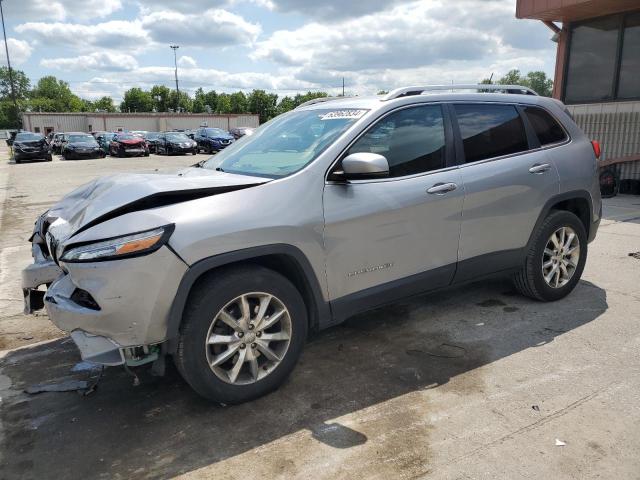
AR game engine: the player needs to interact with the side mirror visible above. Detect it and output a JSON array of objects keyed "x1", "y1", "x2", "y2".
[
  {"x1": 6, "y1": 138, "x2": 13, "y2": 146},
  {"x1": 334, "y1": 152, "x2": 389, "y2": 180}
]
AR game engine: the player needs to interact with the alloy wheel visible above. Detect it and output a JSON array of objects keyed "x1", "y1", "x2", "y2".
[
  {"x1": 205, "y1": 292, "x2": 292, "y2": 385},
  {"x1": 542, "y1": 226, "x2": 580, "y2": 288}
]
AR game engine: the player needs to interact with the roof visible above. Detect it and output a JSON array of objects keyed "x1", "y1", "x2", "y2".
[{"x1": 516, "y1": 0, "x2": 640, "y2": 22}]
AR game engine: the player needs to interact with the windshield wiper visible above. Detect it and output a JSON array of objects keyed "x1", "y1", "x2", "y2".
[{"x1": 215, "y1": 167, "x2": 225, "y2": 172}]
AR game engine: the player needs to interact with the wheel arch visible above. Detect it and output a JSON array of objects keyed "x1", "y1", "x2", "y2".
[
  {"x1": 165, "y1": 244, "x2": 330, "y2": 352},
  {"x1": 528, "y1": 190, "x2": 594, "y2": 249}
]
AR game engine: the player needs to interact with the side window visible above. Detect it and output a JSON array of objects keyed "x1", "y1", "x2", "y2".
[
  {"x1": 454, "y1": 104, "x2": 529, "y2": 163},
  {"x1": 523, "y1": 106, "x2": 567, "y2": 146},
  {"x1": 347, "y1": 104, "x2": 446, "y2": 177}
]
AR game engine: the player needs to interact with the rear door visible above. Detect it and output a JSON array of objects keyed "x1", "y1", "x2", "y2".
[
  {"x1": 452, "y1": 103, "x2": 560, "y2": 280},
  {"x1": 323, "y1": 103, "x2": 464, "y2": 318}
]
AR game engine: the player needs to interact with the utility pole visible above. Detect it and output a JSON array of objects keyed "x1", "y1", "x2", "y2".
[
  {"x1": 342, "y1": 77, "x2": 345, "y2": 97},
  {"x1": 170, "y1": 45, "x2": 180, "y2": 112},
  {"x1": 0, "y1": 0, "x2": 19, "y2": 128}
]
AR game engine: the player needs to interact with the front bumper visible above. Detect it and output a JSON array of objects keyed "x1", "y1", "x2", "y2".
[
  {"x1": 15, "y1": 150, "x2": 50, "y2": 160},
  {"x1": 22, "y1": 243, "x2": 188, "y2": 365}
]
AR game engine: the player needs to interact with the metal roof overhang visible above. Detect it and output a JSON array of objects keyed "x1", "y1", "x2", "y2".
[{"x1": 516, "y1": 0, "x2": 640, "y2": 23}]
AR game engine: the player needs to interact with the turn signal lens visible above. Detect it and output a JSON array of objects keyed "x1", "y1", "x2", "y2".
[{"x1": 591, "y1": 140, "x2": 601, "y2": 159}]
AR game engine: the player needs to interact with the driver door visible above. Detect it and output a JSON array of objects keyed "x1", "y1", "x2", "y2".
[{"x1": 323, "y1": 103, "x2": 463, "y2": 320}]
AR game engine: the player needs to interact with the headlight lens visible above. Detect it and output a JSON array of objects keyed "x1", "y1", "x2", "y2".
[{"x1": 60, "y1": 225, "x2": 174, "y2": 263}]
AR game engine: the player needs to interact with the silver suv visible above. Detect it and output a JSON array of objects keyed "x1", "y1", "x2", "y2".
[{"x1": 22, "y1": 85, "x2": 601, "y2": 403}]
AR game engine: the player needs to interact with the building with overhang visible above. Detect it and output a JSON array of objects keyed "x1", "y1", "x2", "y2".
[{"x1": 517, "y1": 0, "x2": 640, "y2": 193}]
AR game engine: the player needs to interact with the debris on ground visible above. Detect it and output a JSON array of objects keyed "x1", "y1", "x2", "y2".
[
  {"x1": 532, "y1": 405, "x2": 540, "y2": 411},
  {"x1": 629, "y1": 252, "x2": 640, "y2": 260},
  {"x1": 555, "y1": 439, "x2": 567, "y2": 446},
  {"x1": 25, "y1": 380, "x2": 90, "y2": 394}
]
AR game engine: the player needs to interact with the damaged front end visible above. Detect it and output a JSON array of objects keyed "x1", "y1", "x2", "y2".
[{"x1": 21, "y1": 169, "x2": 268, "y2": 368}]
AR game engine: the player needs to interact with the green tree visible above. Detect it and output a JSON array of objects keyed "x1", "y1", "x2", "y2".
[
  {"x1": 120, "y1": 87, "x2": 154, "y2": 112},
  {"x1": 247, "y1": 89, "x2": 278, "y2": 123},
  {"x1": 204, "y1": 90, "x2": 218, "y2": 112},
  {"x1": 0, "y1": 66, "x2": 30, "y2": 100},
  {"x1": 168, "y1": 90, "x2": 193, "y2": 112},
  {"x1": 277, "y1": 96, "x2": 296, "y2": 115},
  {"x1": 485, "y1": 69, "x2": 554, "y2": 97},
  {"x1": 216, "y1": 93, "x2": 232, "y2": 114},
  {"x1": 30, "y1": 76, "x2": 84, "y2": 111},
  {"x1": 93, "y1": 96, "x2": 116, "y2": 112},
  {"x1": 150, "y1": 85, "x2": 171, "y2": 112},
  {"x1": 192, "y1": 87, "x2": 206, "y2": 113},
  {"x1": 229, "y1": 91, "x2": 248, "y2": 113}
]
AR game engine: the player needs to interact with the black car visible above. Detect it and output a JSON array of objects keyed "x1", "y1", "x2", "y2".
[
  {"x1": 143, "y1": 132, "x2": 162, "y2": 153},
  {"x1": 12, "y1": 132, "x2": 52, "y2": 163},
  {"x1": 194, "y1": 127, "x2": 235, "y2": 153},
  {"x1": 229, "y1": 127, "x2": 255, "y2": 140},
  {"x1": 157, "y1": 132, "x2": 198, "y2": 155},
  {"x1": 61, "y1": 132, "x2": 105, "y2": 160}
]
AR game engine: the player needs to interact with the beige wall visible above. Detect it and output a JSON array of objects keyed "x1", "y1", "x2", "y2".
[{"x1": 22, "y1": 113, "x2": 259, "y2": 134}]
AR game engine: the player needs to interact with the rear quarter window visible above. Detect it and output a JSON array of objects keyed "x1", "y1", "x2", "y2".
[{"x1": 523, "y1": 106, "x2": 567, "y2": 146}]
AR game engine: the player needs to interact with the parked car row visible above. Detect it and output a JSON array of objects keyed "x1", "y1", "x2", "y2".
[{"x1": 7, "y1": 126, "x2": 255, "y2": 163}]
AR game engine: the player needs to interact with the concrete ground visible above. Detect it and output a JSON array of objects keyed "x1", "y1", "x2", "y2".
[{"x1": 1, "y1": 147, "x2": 639, "y2": 479}]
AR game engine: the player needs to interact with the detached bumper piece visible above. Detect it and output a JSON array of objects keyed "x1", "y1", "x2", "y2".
[{"x1": 70, "y1": 330, "x2": 125, "y2": 366}]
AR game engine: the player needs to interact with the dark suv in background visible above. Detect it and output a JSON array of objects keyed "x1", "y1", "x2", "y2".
[{"x1": 11, "y1": 132, "x2": 52, "y2": 163}]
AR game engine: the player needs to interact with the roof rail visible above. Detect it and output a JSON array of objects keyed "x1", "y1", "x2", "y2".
[
  {"x1": 295, "y1": 96, "x2": 351, "y2": 109},
  {"x1": 382, "y1": 84, "x2": 538, "y2": 101}
]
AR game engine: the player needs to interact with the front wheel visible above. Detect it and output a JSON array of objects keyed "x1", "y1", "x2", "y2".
[
  {"x1": 175, "y1": 265, "x2": 308, "y2": 404},
  {"x1": 514, "y1": 210, "x2": 587, "y2": 302}
]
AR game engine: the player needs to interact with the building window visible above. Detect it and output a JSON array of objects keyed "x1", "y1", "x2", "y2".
[
  {"x1": 618, "y1": 13, "x2": 640, "y2": 99},
  {"x1": 565, "y1": 11, "x2": 640, "y2": 104},
  {"x1": 34, "y1": 127, "x2": 40, "y2": 133}
]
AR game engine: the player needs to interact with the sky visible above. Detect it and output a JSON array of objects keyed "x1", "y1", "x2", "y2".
[{"x1": 0, "y1": 0, "x2": 557, "y2": 102}]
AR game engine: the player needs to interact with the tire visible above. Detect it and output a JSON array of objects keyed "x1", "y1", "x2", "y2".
[
  {"x1": 46, "y1": 154, "x2": 52, "y2": 162},
  {"x1": 117, "y1": 149, "x2": 125, "y2": 158},
  {"x1": 175, "y1": 265, "x2": 308, "y2": 404},
  {"x1": 514, "y1": 210, "x2": 587, "y2": 302}
]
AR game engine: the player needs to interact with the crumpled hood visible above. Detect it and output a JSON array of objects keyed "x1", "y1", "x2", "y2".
[{"x1": 42, "y1": 169, "x2": 268, "y2": 242}]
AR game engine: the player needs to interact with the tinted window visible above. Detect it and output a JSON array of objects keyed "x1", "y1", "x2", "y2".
[
  {"x1": 454, "y1": 104, "x2": 528, "y2": 163},
  {"x1": 347, "y1": 105, "x2": 446, "y2": 177},
  {"x1": 565, "y1": 17, "x2": 619, "y2": 103},
  {"x1": 523, "y1": 107, "x2": 567, "y2": 146},
  {"x1": 618, "y1": 13, "x2": 640, "y2": 99}
]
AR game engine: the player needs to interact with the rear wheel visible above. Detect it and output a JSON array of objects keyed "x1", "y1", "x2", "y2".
[
  {"x1": 175, "y1": 265, "x2": 307, "y2": 404},
  {"x1": 514, "y1": 210, "x2": 587, "y2": 302},
  {"x1": 599, "y1": 168, "x2": 619, "y2": 198}
]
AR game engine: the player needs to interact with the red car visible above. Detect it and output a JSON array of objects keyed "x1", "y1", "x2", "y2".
[{"x1": 109, "y1": 133, "x2": 150, "y2": 157}]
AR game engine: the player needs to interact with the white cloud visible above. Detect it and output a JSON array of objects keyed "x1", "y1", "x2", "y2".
[
  {"x1": 267, "y1": 0, "x2": 404, "y2": 20},
  {"x1": 141, "y1": 9, "x2": 261, "y2": 47},
  {"x1": 3, "y1": 0, "x2": 121, "y2": 21},
  {"x1": 40, "y1": 52, "x2": 140, "y2": 72},
  {"x1": 0, "y1": 39, "x2": 33, "y2": 65},
  {"x1": 253, "y1": 0, "x2": 555, "y2": 89},
  {"x1": 15, "y1": 20, "x2": 149, "y2": 51},
  {"x1": 178, "y1": 56, "x2": 198, "y2": 68}
]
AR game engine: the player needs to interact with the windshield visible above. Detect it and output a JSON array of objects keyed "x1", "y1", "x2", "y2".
[
  {"x1": 205, "y1": 128, "x2": 227, "y2": 137},
  {"x1": 68, "y1": 134, "x2": 95, "y2": 143},
  {"x1": 15, "y1": 133, "x2": 43, "y2": 142},
  {"x1": 146, "y1": 132, "x2": 160, "y2": 140},
  {"x1": 203, "y1": 108, "x2": 368, "y2": 178},
  {"x1": 166, "y1": 133, "x2": 190, "y2": 141},
  {"x1": 116, "y1": 134, "x2": 138, "y2": 141}
]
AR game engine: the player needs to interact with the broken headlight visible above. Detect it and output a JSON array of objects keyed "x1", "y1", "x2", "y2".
[{"x1": 60, "y1": 225, "x2": 174, "y2": 263}]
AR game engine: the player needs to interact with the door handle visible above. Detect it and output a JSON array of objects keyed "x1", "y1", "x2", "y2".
[
  {"x1": 427, "y1": 182, "x2": 458, "y2": 194},
  {"x1": 529, "y1": 163, "x2": 551, "y2": 174}
]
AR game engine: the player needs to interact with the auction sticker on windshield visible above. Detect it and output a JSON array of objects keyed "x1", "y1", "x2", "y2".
[{"x1": 320, "y1": 110, "x2": 367, "y2": 121}]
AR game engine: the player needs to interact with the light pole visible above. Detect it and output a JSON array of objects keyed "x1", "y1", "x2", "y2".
[
  {"x1": 0, "y1": 0, "x2": 19, "y2": 128},
  {"x1": 170, "y1": 45, "x2": 180, "y2": 112}
]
